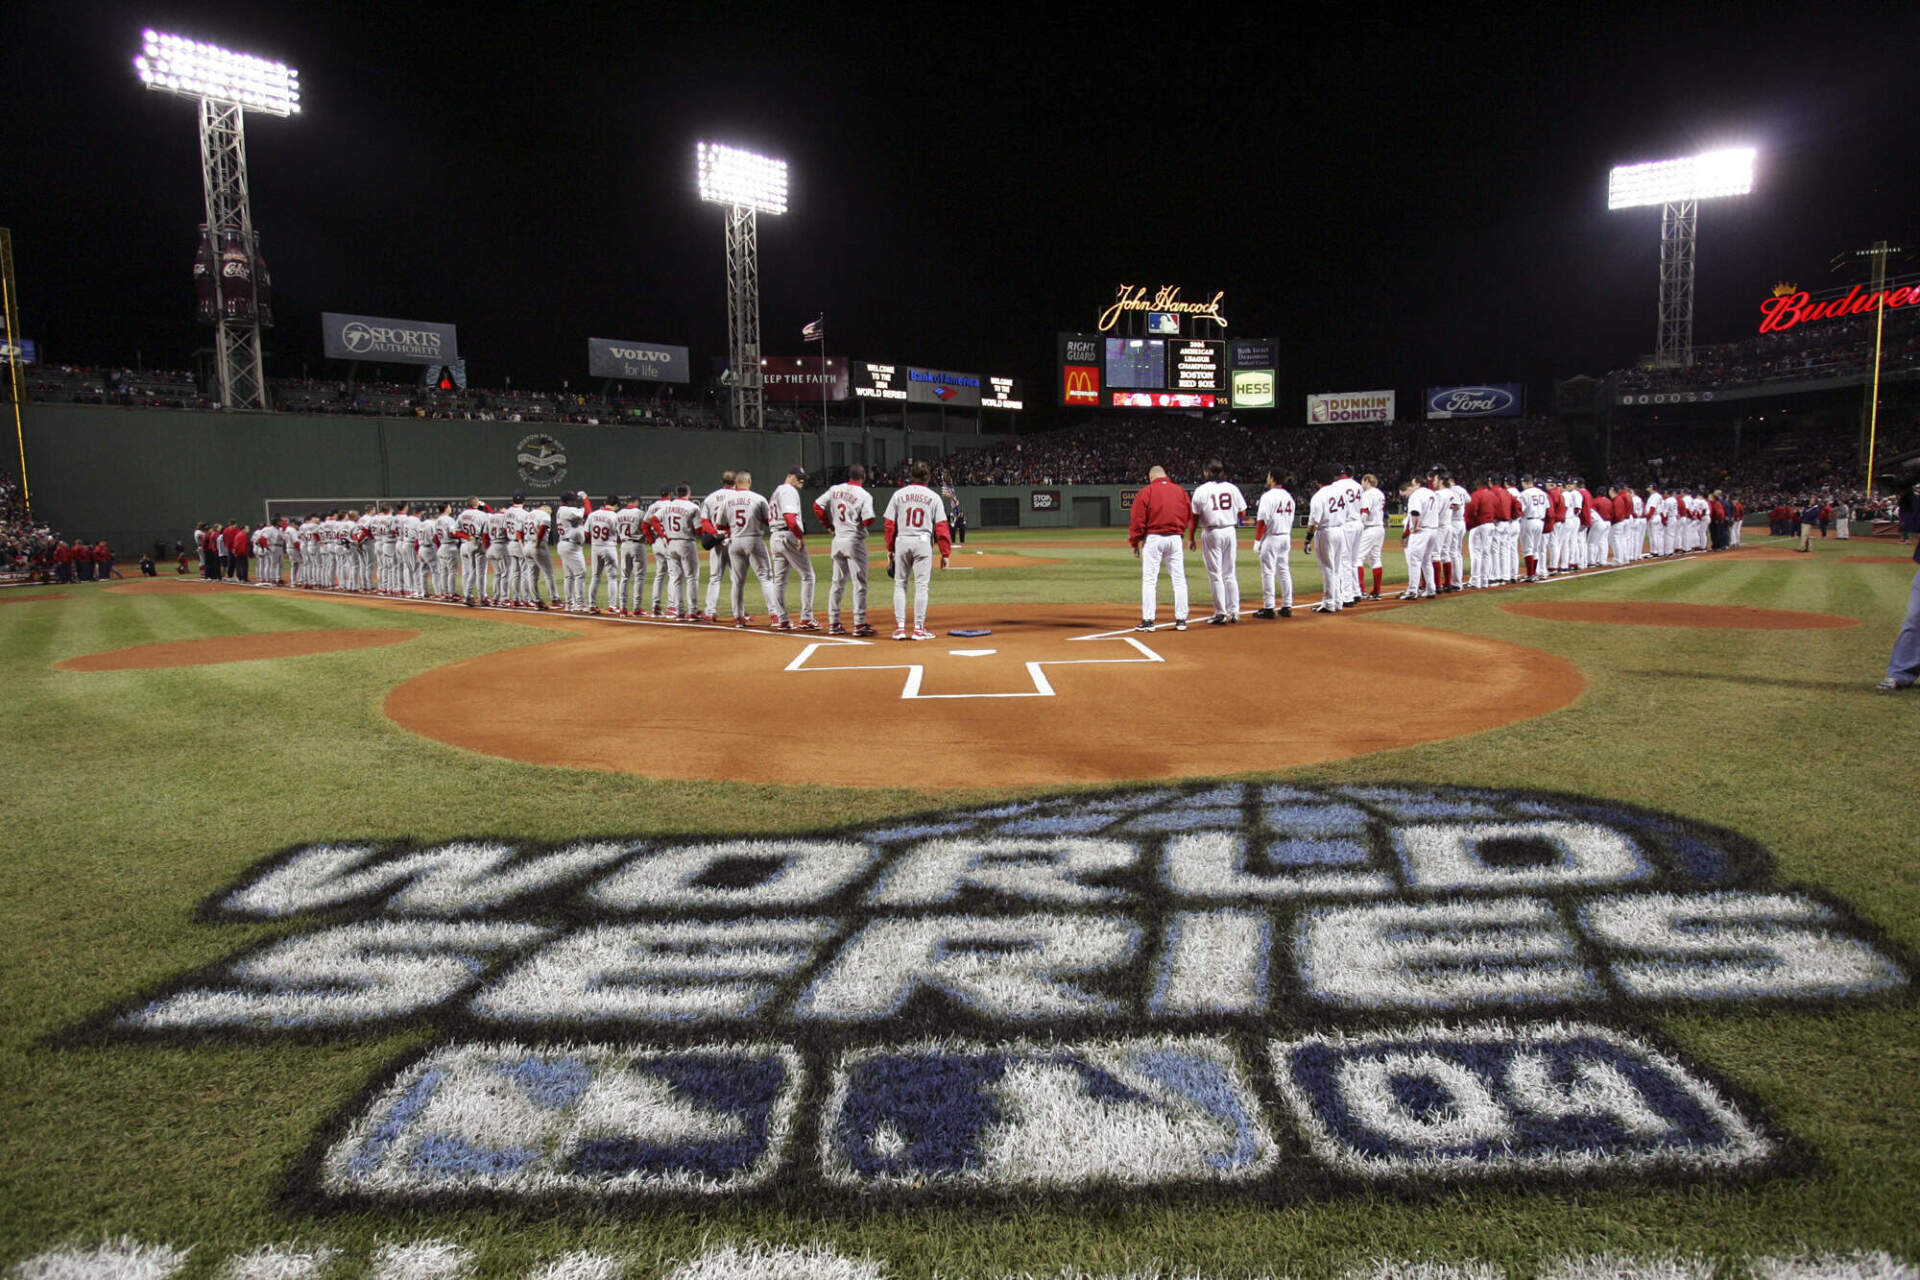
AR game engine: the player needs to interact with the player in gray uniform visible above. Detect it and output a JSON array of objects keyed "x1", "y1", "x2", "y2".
[
  {"x1": 714, "y1": 471, "x2": 781, "y2": 627},
  {"x1": 612, "y1": 496, "x2": 647, "y2": 616},
  {"x1": 656, "y1": 483, "x2": 702, "y2": 619},
  {"x1": 699, "y1": 470, "x2": 735, "y2": 622},
  {"x1": 883, "y1": 461, "x2": 951, "y2": 640},
  {"x1": 643, "y1": 484, "x2": 673, "y2": 617},
  {"x1": 813, "y1": 463, "x2": 877, "y2": 636},
  {"x1": 768, "y1": 466, "x2": 818, "y2": 631},
  {"x1": 585, "y1": 495, "x2": 621, "y2": 613}
]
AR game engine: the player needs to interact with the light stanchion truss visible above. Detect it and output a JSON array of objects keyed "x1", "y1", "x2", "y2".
[
  {"x1": 698, "y1": 143, "x2": 787, "y2": 433},
  {"x1": 135, "y1": 30, "x2": 299, "y2": 412},
  {"x1": 1609, "y1": 147, "x2": 1756, "y2": 370}
]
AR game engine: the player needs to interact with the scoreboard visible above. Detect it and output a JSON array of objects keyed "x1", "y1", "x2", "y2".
[{"x1": 1059, "y1": 331, "x2": 1271, "y2": 410}]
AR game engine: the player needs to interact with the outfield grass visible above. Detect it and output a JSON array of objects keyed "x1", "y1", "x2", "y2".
[{"x1": 3, "y1": 533, "x2": 1917, "y2": 1278}]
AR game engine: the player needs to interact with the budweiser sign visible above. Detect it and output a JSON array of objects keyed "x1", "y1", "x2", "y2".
[{"x1": 1758, "y1": 284, "x2": 1918, "y2": 334}]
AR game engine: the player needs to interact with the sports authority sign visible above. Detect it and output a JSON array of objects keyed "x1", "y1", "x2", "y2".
[
  {"x1": 586, "y1": 338, "x2": 689, "y2": 383},
  {"x1": 1309, "y1": 390, "x2": 1395, "y2": 424},
  {"x1": 63, "y1": 783, "x2": 1909, "y2": 1206},
  {"x1": 1425, "y1": 384, "x2": 1525, "y2": 419},
  {"x1": 322, "y1": 312, "x2": 458, "y2": 365}
]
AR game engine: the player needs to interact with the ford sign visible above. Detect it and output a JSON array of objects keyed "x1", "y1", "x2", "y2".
[{"x1": 1426, "y1": 384, "x2": 1524, "y2": 419}]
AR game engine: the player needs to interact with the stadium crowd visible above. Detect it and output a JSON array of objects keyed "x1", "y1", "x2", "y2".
[
  {"x1": 0, "y1": 472, "x2": 115, "y2": 583},
  {"x1": 1614, "y1": 306, "x2": 1920, "y2": 395}
]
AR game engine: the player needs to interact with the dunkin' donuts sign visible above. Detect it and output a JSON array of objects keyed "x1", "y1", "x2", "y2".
[
  {"x1": 56, "y1": 783, "x2": 1910, "y2": 1205},
  {"x1": 1309, "y1": 390, "x2": 1394, "y2": 424}
]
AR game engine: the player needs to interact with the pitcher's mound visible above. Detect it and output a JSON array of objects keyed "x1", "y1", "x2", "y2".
[
  {"x1": 1501, "y1": 602, "x2": 1855, "y2": 630},
  {"x1": 59, "y1": 628, "x2": 418, "y2": 671}
]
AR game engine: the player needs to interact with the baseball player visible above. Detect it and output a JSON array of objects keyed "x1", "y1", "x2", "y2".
[
  {"x1": 1587, "y1": 490, "x2": 1613, "y2": 568},
  {"x1": 1356, "y1": 474, "x2": 1386, "y2": 600},
  {"x1": 1127, "y1": 465, "x2": 1192, "y2": 630},
  {"x1": 1334, "y1": 466, "x2": 1364, "y2": 606},
  {"x1": 558, "y1": 516, "x2": 589, "y2": 612},
  {"x1": 643, "y1": 483, "x2": 674, "y2": 617},
  {"x1": 883, "y1": 461, "x2": 951, "y2": 639},
  {"x1": 769, "y1": 466, "x2": 818, "y2": 631},
  {"x1": 432, "y1": 503, "x2": 458, "y2": 599},
  {"x1": 482, "y1": 503, "x2": 509, "y2": 604},
  {"x1": 1306, "y1": 466, "x2": 1356, "y2": 613},
  {"x1": 657, "y1": 483, "x2": 703, "y2": 620},
  {"x1": 1518, "y1": 475, "x2": 1550, "y2": 581},
  {"x1": 613, "y1": 494, "x2": 647, "y2": 616},
  {"x1": 456, "y1": 498, "x2": 487, "y2": 606},
  {"x1": 502, "y1": 495, "x2": 532, "y2": 607},
  {"x1": 1399, "y1": 472, "x2": 1439, "y2": 599},
  {"x1": 699, "y1": 470, "x2": 736, "y2": 623},
  {"x1": 814, "y1": 463, "x2": 877, "y2": 636},
  {"x1": 1253, "y1": 470, "x2": 1296, "y2": 618},
  {"x1": 528, "y1": 503, "x2": 559, "y2": 607},
  {"x1": 1190, "y1": 458, "x2": 1247, "y2": 624},
  {"x1": 585, "y1": 495, "x2": 621, "y2": 613},
  {"x1": 714, "y1": 471, "x2": 782, "y2": 627},
  {"x1": 1444, "y1": 472, "x2": 1470, "y2": 590},
  {"x1": 250, "y1": 523, "x2": 272, "y2": 586}
]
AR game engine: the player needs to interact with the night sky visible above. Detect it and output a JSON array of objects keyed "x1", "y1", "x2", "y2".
[{"x1": 5, "y1": 2, "x2": 1918, "y2": 425}]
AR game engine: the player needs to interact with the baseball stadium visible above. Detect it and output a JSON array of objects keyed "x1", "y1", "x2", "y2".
[{"x1": 5, "y1": 10, "x2": 1920, "y2": 1280}]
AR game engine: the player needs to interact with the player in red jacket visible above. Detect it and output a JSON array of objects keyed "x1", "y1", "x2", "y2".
[{"x1": 1128, "y1": 466, "x2": 1194, "y2": 630}]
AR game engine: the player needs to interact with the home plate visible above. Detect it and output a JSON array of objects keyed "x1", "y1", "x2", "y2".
[{"x1": 950, "y1": 649, "x2": 997, "y2": 657}]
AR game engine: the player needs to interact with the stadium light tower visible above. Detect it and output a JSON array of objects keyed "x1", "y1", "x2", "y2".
[
  {"x1": 134, "y1": 29, "x2": 299, "y2": 411},
  {"x1": 697, "y1": 142, "x2": 787, "y2": 432},
  {"x1": 1608, "y1": 147, "x2": 1756, "y2": 368}
]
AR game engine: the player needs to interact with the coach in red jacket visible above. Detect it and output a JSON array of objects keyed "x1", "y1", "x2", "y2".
[{"x1": 1128, "y1": 466, "x2": 1193, "y2": 630}]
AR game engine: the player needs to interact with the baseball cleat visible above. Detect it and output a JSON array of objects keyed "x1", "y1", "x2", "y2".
[
  {"x1": 588, "y1": 606, "x2": 600, "y2": 615},
  {"x1": 1173, "y1": 618, "x2": 1188, "y2": 631},
  {"x1": 798, "y1": 618, "x2": 820, "y2": 631},
  {"x1": 828, "y1": 623, "x2": 849, "y2": 636},
  {"x1": 701, "y1": 613, "x2": 719, "y2": 623},
  {"x1": 1253, "y1": 607, "x2": 1276, "y2": 619},
  {"x1": 852, "y1": 624, "x2": 876, "y2": 637},
  {"x1": 1134, "y1": 620, "x2": 1155, "y2": 631},
  {"x1": 774, "y1": 619, "x2": 796, "y2": 632},
  {"x1": 1312, "y1": 602, "x2": 1335, "y2": 613},
  {"x1": 1207, "y1": 615, "x2": 1228, "y2": 625},
  {"x1": 911, "y1": 627, "x2": 936, "y2": 641},
  {"x1": 1281, "y1": 605, "x2": 1293, "y2": 618},
  {"x1": 734, "y1": 616, "x2": 751, "y2": 628},
  {"x1": 892, "y1": 629, "x2": 909, "y2": 640}
]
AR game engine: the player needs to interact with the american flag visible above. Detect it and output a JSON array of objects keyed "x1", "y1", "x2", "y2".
[{"x1": 801, "y1": 314, "x2": 825, "y2": 343}]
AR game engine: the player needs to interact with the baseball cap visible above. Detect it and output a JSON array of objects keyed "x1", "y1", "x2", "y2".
[{"x1": 788, "y1": 466, "x2": 808, "y2": 479}]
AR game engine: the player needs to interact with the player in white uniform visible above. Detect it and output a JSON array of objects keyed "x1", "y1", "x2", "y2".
[
  {"x1": 250, "y1": 524, "x2": 273, "y2": 585},
  {"x1": 1425, "y1": 473, "x2": 1456, "y2": 593},
  {"x1": 1253, "y1": 471, "x2": 1296, "y2": 619},
  {"x1": 1500, "y1": 478, "x2": 1523, "y2": 584},
  {"x1": 1190, "y1": 460, "x2": 1247, "y2": 624},
  {"x1": 656, "y1": 484, "x2": 703, "y2": 619},
  {"x1": 768, "y1": 467, "x2": 818, "y2": 631},
  {"x1": 813, "y1": 464, "x2": 877, "y2": 636},
  {"x1": 585, "y1": 496, "x2": 621, "y2": 613},
  {"x1": 613, "y1": 496, "x2": 648, "y2": 616},
  {"x1": 434, "y1": 504, "x2": 459, "y2": 599},
  {"x1": 369, "y1": 506, "x2": 393, "y2": 593},
  {"x1": 1306, "y1": 467, "x2": 1356, "y2": 613},
  {"x1": 713, "y1": 472, "x2": 782, "y2": 626},
  {"x1": 482, "y1": 505, "x2": 509, "y2": 604},
  {"x1": 1444, "y1": 474, "x2": 1471, "y2": 590},
  {"x1": 1334, "y1": 468, "x2": 1364, "y2": 605},
  {"x1": 502, "y1": 497, "x2": 532, "y2": 607},
  {"x1": 1356, "y1": 475, "x2": 1387, "y2": 600},
  {"x1": 1518, "y1": 477, "x2": 1550, "y2": 581},
  {"x1": 1558, "y1": 481, "x2": 1586, "y2": 571},
  {"x1": 883, "y1": 461, "x2": 951, "y2": 639},
  {"x1": 699, "y1": 471, "x2": 736, "y2": 623},
  {"x1": 1399, "y1": 473, "x2": 1440, "y2": 599},
  {"x1": 528, "y1": 504, "x2": 558, "y2": 607},
  {"x1": 455, "y1": 499, "x2": 487, "y2": 606}
]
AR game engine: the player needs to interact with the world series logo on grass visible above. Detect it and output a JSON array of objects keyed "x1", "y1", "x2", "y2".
[{"x1": 66, "y1": 784, "x2": 1911, "y2": 1204}]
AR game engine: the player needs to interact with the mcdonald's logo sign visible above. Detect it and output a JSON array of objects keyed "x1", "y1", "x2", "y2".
[{"x1": 1062, "y1": 364, "x2": 1100, "y2": 405}]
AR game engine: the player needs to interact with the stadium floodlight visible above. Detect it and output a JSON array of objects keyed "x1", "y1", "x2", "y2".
[
  {"x1": 697, "y1": 142, "x2": 787, "y2": 216},
  {"x1": 697, "y1": 142, "x2": 788, "y2": 432},
  {"x1": 133, "y1": 29, "x2": 299, "y2": 411},
  {"x1": 1608, "y1": 147, "x2": 1757, "y2": 368},
  {"x1": 1607, "y1": 148, "x2": 1754, "y2": 210},
  {"x1": 135, "y1": 30, "x2": 300, "y2": 116}
]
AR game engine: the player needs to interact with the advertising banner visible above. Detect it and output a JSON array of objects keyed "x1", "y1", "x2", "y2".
[
  {"x1": 322, "y1": 313, "x2": 459, "y2": 365},
  {"x1": 0, "y1": 338, "x2": 37, "y2": 364},
  {"x1": 981, "y1": 376, "x2": 1025, "y2": 410},
  {"x1": 906, "y1": 367, "x2": 981, "y2": 408},
  {"x1": 588, "y1": 338, "x2": 690, "y2": 383},
  {"x1": 1230, "y1": 339, "x2": 1276, "y2": 369},
  {"x1": 1307, "y1": 390, "x2": 1394, "y2": 424},
  {"x1": 1231, "y1": 369, "x2": 1276, "y2": 409},
  {"x1": 851, "y1": 361, "x2": 907, "y2": 401},
  {"x1": 760, "y1": 356, "x2": 848, "y2": 402},
  {"x1": 1424, "y1": 383, "x2": 1524, "y2": 419},
  {"x1": 1058, "y1": 333, "x2": 1103, "y2": 406},
  {"x1": 1112, "y1": 391, "x2": 1218, "y2": 409}
]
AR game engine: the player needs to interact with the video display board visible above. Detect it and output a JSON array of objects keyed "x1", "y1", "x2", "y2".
[
  {"x1": 1169, "y1": 340, "x2": 1224, "y2": 392},
  {"x1": 1111, "y1": 391, "x2": 1218, "y2": 409},
  {"x1": 981, "y1": 376, "x2": 1024, "y2": 410},
  {"x1": 852, "y1": 361, "x2": 907, "y2": 400},
  {"x1": 1105, "y1": 338, "x2": 1165, "y2": 389}
]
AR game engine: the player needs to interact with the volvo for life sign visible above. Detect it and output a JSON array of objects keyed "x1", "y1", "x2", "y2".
[
  {"x1": 588, "y1": 338, "x2": 689, "y2": 383},
  {"x1": 322, "y1": 313, "x2": 458, "y2": 365},
  {"x1": 1425, "y1": 384, "x2": 1524, "y2": 419}
]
